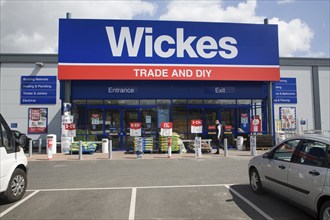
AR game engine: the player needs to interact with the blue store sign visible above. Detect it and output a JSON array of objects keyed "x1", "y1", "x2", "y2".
[
  {"x1": 21, "y1": 76, "x2": 57, "y2": 104},
  {"x1": 272, "y1": 78, "x2": 297, "y2": 103},
  {"x1": 58, "y1": 19, "x2": 279, "y2": 81}
]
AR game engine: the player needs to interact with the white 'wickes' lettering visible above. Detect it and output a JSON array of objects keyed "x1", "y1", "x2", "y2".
[{"x1": 105, "y1": 26, "x2": 238, "y2": 59}]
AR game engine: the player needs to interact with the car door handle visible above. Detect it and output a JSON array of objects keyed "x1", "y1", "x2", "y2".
[
  {"x1": 309, "y1": 170, "x2": 320, "y2": 176},
  {"x1": 278, "y1": 165, "x2": 286, "y2": 169}
]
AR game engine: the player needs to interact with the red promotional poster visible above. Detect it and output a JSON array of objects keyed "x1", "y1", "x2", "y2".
[
  {"x1": 28, "y1": 108, "x2": 48, "y2": 133},
  {"x1": 250, "y1": 116, "x2": 261, "y2": 133}
]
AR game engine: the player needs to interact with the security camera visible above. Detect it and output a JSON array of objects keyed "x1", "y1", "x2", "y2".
[{"x1": 35, "y1": 62, "x2": 44, "y2": 67}]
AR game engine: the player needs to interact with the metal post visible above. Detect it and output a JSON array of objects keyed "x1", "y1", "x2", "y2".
[
  {"x1": 250, "y1": 134, "x2": 257, "y2": 156},
  {"x1": 108, "y1": 140, "x2": 112, "y2": 159},
  {"x1": 79, "y1": 140, "x2": 83, "y2": 160},
  {"x1": 224, "y1": 138, "x2": 228, "y2": 157},
  {"x1": 29, "y1": 139, "x2": 33, "y2": 157},
  {"x1": 38, "y1": 139, "x2": 42, "y2": 154},
  {"x1": 168, "y1": 137, "x2": 172, "y2": 158}
]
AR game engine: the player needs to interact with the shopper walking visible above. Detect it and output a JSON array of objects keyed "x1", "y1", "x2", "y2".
[{"x1": 214, "y1": 119, "x2": 223, "y2": 154}]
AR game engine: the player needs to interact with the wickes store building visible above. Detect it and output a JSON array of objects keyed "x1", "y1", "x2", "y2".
[
  {"x1": 59, "y1": 18, "x2": 279, "y2": 150},
  {"x1": 1, "y1": 18, "x2": 329, "y2": 151}
]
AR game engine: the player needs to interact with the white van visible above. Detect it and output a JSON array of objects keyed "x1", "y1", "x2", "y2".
[{"x1": 0, "y1": 114, "x2": 28, "y2": 203}]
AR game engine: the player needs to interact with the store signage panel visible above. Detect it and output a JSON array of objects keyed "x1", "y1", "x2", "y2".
[
  {"x1": 21, "y1": 76, "x2": 57, "y2": 104},
  {"x1": 58, "y1": 19, "x2": 280, "y2": 81},
  {"x1": 272, "y1": 78, "x2": 297, "y2": 103},
  {"x1": 205, "y1": 87, "x2": 236, "y2": 94}
]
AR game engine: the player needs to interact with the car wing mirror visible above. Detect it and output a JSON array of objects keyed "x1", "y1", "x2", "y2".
[
  {"x1": 18, "y1": 134, "x2": 27, "y2": 147},
  {"x1": 262, "y1": 152, "x2": 271, "y2": 159}
]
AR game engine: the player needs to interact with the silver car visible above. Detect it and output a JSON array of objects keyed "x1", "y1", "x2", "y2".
[{"x1": 248, "y1": 134, "x2": 330, "y2": 220}]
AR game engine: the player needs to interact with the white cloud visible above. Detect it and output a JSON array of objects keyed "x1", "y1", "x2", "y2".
[
  {"x1": 0, "y1": 1, "x2": 157, "y2": 53},
  {"x1": 159, "y1": 0, "x2": 316, "y2": 57},
  {"x1": 277, "y1": 0, "x2": 295, "y2": 5}
]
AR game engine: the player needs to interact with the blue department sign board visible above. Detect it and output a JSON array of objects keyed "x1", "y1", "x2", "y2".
[
  {"x1": 272, "y1": 78, "x2": 297, "y2": 103},
  {"x1": 21, "y1": 76, "x2": 57, "y2": 104}
]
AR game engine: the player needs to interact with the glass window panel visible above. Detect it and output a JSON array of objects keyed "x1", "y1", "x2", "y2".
[
  {"x1": 118, "y1": 100, "x2": 139, "y2": 105},
  {"x1": 87, "y1": 100, "x2": 103, "y2": 105},
  {"x1": 72, "y1": 100, "x2": 86, "y2": 104},
  {"x1": 188, "y1": 99, "x2": 203, "y2": 104},
  {"x1": 104, "y1": 100, "x2": 119, "y2": 105},
  {"x1": 140, "y1": 100, "x2": 156, "y2": 105},
  {"x1": 204, "y1": 99, "x2": 222, "y2": 105},
  {"x1": 141, "y1": 108, "x2": 157, "y2": 136},
  {"x1": 172, "y1": 105, "x2": 187, "y2": 134},
  {"x1": 221, "y1": 109, "x2": 235, "y2": 128},
  {"x1": 252, "y1": 99, "x2": 263, "y2": 105},
  {"x1": 221, "y1": 100, "x2": 236, "y2": 105},
  {"x1": 237, "y1": 100, "x2": 251, "y2": 105},
  {"x1": 72, "y1": 105, "x2": 87, "y2": 133},
  {"x1": 238, "y1": 108, "x2": 250, "y2": 133},
  {"x1": 157, "y1": 106, "x2": 170, "y2": 128},
  {"x1": 157, "y1": 99, "x2": 171, "y2": 105},
  {"x1": 172, "y1": 99, "x2": 187, "y2": 104},
  {"x1": 88, "y1": 109, "x2": 103, "y2": 135}
]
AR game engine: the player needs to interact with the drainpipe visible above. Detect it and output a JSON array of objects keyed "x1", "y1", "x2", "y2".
[
  {"x1": 264, "y1": 18, "x2": 274, "y2": 137},
  {"x1": 64, "y1": 12, "x2": 71, "y2": 104}
]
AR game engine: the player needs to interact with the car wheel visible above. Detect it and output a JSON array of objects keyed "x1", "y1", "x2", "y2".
[
  {"x1": 320, "y1": 200, "x2": 330, "y2": 220},
  {"x1": 5, "y1": 168, "x2": 27, "y2": 203},
  {"x1": 249, "y1": 168, "x2": 264, "y2": 194}
]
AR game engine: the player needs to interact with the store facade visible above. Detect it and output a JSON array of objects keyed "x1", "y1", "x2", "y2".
[{"x1": 58, "y1": 18, "x2": 279, "y2": 150}]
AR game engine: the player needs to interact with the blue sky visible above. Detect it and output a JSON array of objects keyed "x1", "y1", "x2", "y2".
[{"x1": 1, "y1": 0, "x2": 329, "y2": 58}]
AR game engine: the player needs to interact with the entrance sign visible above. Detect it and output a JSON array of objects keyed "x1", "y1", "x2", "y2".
[
  {"x1": 191, "y1": 119, "x2": 203, "y2": 133},
  {"x1": 130, "y1": 122, "x2": 142, "y2": 136},
  {"x1": 160, "y1": 122, "x2": 173, "y2": 136},
  {"x1": 59, "y1": 19, "x2": 279, "y2": 81}
]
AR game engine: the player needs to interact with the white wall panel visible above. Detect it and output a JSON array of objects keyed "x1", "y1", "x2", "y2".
[{"x1": 319, "y1": 67, "x2": 330, "y2": 131}]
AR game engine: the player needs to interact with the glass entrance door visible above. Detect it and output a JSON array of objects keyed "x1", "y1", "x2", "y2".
[
  {"x1": 104, "y1": 109, "x2": 120, "y2": 150},
  {"x1": 123, "y1": 108, "x2": 139, "y2": 151}
]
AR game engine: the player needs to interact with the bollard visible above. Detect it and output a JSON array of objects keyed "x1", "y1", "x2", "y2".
[
  {"x1": 250, "y1": 134, "x2": 257, "y2": 156},
  {"x1": 29, "y1": 139, "x2": 33, "y2": 157},
  {"x1": 194, "y1": 137, "x2": 202, "y2": 158},
  {"x1": 168, "y1": 137, "x2": 172, "y2": 158},
  {"x1": 108, "y1": 140, "x2": 112, "y2": 159},
  {"x1": 79, "y1": 140, "x2": 83, "y2": 160},
  {"x1": 38, "y1": 139, "x2": 42, "y2": 154},
  {"x1": 136, "y1": 137, "x2": 143, "y2": 159},
  {"x1": 224, "y1": 138, "x2": 228, "y2": 157}
]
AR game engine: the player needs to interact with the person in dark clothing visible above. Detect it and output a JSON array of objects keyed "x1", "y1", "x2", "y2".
[{"x1": 214, "y1": 119, "x2": 223, "y2": 154}]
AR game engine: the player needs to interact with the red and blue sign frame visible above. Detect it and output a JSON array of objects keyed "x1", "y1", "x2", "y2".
[{"x1": 58, "y1": 19, "x2": 280, "y2": 81}]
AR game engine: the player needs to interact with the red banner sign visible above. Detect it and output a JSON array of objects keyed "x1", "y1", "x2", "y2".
[
  {"x1": 191, "y1": 120, "x2": 202, "y2": 126},
  {"x1": 130, "y1": 122, "x2": 142, "y2": 129},
  {"x1": 64, "y1": 123, "x2": 76, "y2": 130},
  {"x1": 161, "y1": 122, "x2": 173, "y2": 129}
]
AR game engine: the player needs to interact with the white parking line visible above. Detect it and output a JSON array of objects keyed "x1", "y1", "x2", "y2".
[
  {"x1": 26, "y1": 183, "x2": 230, "y2": 192},
  {"x1": 0, "y1": 190, "x2": 40, "y2": 218},
  {"x1": 225, "y1": 185, "x2": 273, "y2": 220},
  {"x1": 129, "y1": 188, "x2": 137, "y2": 220}
]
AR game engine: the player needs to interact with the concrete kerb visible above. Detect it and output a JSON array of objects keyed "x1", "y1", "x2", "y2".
[{"x1": 26, "y1": 149, "x2": 261, "y2": 161}]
